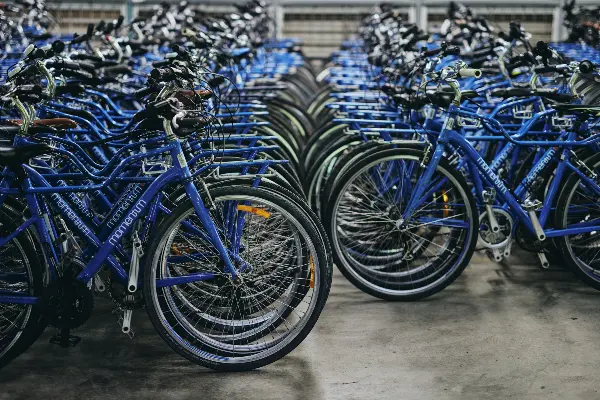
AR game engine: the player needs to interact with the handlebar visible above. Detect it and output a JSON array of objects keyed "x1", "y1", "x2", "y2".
[
  {"x1": 533, "y1": 64, "x2": 570, "y2": 74},
  {"x1": 579, "y1": 60, "x2": 596, "y2": 74},
  {"x1": 459, "y1": 68, "x2": 482, "y2": 78}
]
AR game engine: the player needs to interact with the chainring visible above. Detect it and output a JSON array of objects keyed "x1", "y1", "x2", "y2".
[
  {"x1": 106, "y1": 276, "x2": 144, "y2": 310},
  {"x1": 45, "y1": 276, "x2": 94, "y2": 329},
  {"x1": 515, "y1": 222, "x2": 549, "y2": 253}
]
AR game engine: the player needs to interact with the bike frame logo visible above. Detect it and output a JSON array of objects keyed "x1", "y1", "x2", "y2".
[
  {"x1": 109, "y1": 199, "x2": 147, "y2": 246},
  {"x1": 106, "y1": 184, "x2": 144, "y2": 229},
  {"x1": 52, "y1": 193, "x2": 95, "y2": 240},
  {"x1": 476, "y1": 157, "x2": 508, "y2": 195}
]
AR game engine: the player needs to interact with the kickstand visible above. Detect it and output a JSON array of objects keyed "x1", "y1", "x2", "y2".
[{"x1": 49, "y1": 328, "x2": 81, "y2": 348}]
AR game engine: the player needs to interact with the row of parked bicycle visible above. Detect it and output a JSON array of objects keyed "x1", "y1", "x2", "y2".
[
  {"x1": 2, "y1": 0, "x2": 600, "y2": 372},
  {"x1": 0, "y1": 0, "x2": 332, "y2": 371},
  {"x1": 299, "y1": 2, "x2": 600, "y2": 301}
]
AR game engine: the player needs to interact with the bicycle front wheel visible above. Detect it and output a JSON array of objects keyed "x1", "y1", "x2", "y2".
[
  {"x1": 555, "y1": 152, "x2": 600, "y2": 290},
  {"x1": 325, "y1": 147, "x2": 478, "y2": 300},
  {"x1": 143, "y1": 185, "x2": 332, "y2": 371}
]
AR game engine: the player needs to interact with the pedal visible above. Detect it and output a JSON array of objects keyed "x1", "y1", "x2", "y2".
[
  {"x1": 485, "y1": 249, "x2": 504, "y2": 263},
  {"x1": 52, "y1": 232, "x2": 68, "y2": 250},
  {"x1": 503, "y1": 240, "x2": 512, "y2": 259},
  {"x1": 523, "y1": 200, "x2": 545, "y2": 241},
  {"x1": 94, "y1": 275, "x2": 106, "y2": 292},
  {"x1": 127, "y1": 233, "x2": 143, "y2": 293},
  {"x1": 118, "y1": 308, "x2": 135, "y2": 338},
  {"x1": 537, "y1": 252, "x2": 550, "y2": 269},
  {"x1": 482, "y1": 189, "x2": 500, "y2": 233},
  {"x1": 492, "y1": 247, "x2": 503, "y2": 262},
  {"x1": 49, "y1": 328, "x2": 81, "y2": 348}
]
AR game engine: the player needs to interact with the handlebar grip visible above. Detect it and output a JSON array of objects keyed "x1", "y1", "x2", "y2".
[
  {"x1": 95, "y1": 20, "x2": 106, "y2": 34},
  {"x1": 445, "y1": 46, "x2": 461, "y2": 56},
  {"x1": 29, "y1": 48, "x2": 46, "y2": 60},
  {"x1": 146, "y1": 98, "x2": 177, "y2": 113},
  {"x1": 52, "y1": 40, "x2": 65, "y2": 54},
  {"x1": 468, "y1": 46, "x2": 495, "y2": 58},
  {"x1": 172, "y1": 44, "x2": 184, "y2": 54},
  {"x1": 579, "y1": 60, "x2": 596, "y2": 74},
  {"x1": 422, "y1": 47, "x2": 441, "y2": 58},
  {"x1": 534, "y1": 64, "x2": 570, "y2": 74},
  {"x1": 104, "y1": 22, "x2": 115, "y2": 35},
  {"x1": 102, "y1": 64, "x2": 132, "y2": 75},
  {"x1": 152, "y1": 60, "x2": 171, "y2": 68},
  {"x1": 114, "y1": 15, "x2": 124, "y2": 31},
  {"x1": 150, "y1": 68, "x2": 171, "y2": 81},
  {"x1": 459, "y1": 68, "x2": 482, "y2": 78},
  {"x1": 151, "y1": 66, "x2": 186, "y2": 82},
  {"x1": 71, "y1": 32, "x2": 88, "y2": 45},
  {"x1": 401, "y1": 25, "x2": 419, "y2": 38},
  {"x1": 14, "y1": 63, "x2": 39, "y2": 79},
  {"x1": 55, "y1": 83, "x2": 85, "y2": 96},
  {"x1": 86, "y1": 23, "x2": 94, "y2": 37},
  {"x1": 46, "y1": 60, "x2": 80, "y2": 70},
  {"x1": 505, "y1": 60, "x2": 528, "y2": 71},
  {"x1": 70, "y1": 53, "x2": 103, "y2": 63},
  {"x1": 16, "y1": 84, "x2": 43, "y2": 96},
  {"x1": 77, "y1": 61, "x2": 96, "y2": 73},
  {"x1": 60, "y1": 69, "x2": 94, "y2": 80},
  {"x1": 533, "y1": 65, "x2": 555, "y2": 74},
  {"x1": 177, "y1": 117, "x2": 207, "y2": 129},
  {"x1": 135, "y1": 86, "x2": 157, "y2": 99},
  {"x1": 208, "y1": 76, "x2": 225, "y2": 86}
]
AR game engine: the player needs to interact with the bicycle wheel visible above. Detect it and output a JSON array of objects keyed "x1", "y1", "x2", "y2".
[
  {"x1": 555, "y1": 152, "x2": 600, "y2": 289},
  {"x1": 143, "y1": 185, "x2": 332, "y2": 371},
  {"x1": 325, "y1": 148, "x2": 478, "y2": 300},
  {"x1": 0, "y1": 211, "x2": 44, "y2": 369}
]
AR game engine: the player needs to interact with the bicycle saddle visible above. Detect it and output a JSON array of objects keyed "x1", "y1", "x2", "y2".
[
  {"x1": 552, "y1": 104, "x2": 600, "y2": 115},
  {"x1": 0, "y1": 143, "x2": 53, "y2": 168},
  {"x1": 395, "y1": 90, "x2": 480, "y2": 108},
  {"x1": 490, "y1": 88, "x2": 576, "y2": 102},
  {"x1": 7, "y1": 118, "x2": 78, "y2": 130}
]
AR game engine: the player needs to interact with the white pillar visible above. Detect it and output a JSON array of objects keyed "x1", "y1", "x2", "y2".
[
  {"x1": 408, "y1": 5, "x2": 417, "y2": 24},
  {"x1": 274, "y1": 4, "x2": 284, "y2": 39},
  {"x1": 551, "y1": 5, "x2": 563, "y2": 42},
  {"x1": 419, "y1": 5, "x2": 428, "y2": 31}
]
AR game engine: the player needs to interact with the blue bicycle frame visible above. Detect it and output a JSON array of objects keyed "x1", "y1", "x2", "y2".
[
  {"x1": 403, "y1": 103, "x2": 600, "y2": 240},
  {"x1": 0, "y1": 137, "x2": 239, "y2": 305}
]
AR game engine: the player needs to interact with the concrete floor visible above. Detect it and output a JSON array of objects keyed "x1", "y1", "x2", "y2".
[{"x1": 2, "y1": 251, "x2": 600, "y2": 400}]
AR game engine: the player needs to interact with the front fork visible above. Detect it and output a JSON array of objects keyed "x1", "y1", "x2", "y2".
[
  {"x1": 182, "y1": 180, "x2": 239, "y2": 281},
  {"x1": 167, "y1": 122, "x2": 240, "y2": 281},
  {"x1": 401, "y1": 141, "x2": 446, "y2": 220}
]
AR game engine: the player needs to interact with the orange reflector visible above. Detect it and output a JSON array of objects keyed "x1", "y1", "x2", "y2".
[
  {"x1": 442, "y1": 190, "x2": 449, "y2": 217},
  {"x1": 237, "y1": 205, "x2": 270, "y2": 218},
  {"x1": 309, "y1": 256, "x2": 315, "y2": 288},
  {"x1": 172, "y1": 244, "x2": 182, "y2": 255}
]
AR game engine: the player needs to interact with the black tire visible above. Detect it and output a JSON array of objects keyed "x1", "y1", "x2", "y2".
[
  {"x1": 324, "y1": 148, "x2": 479, "y2": 301},
  {"x1": 143, "y1": 185, "x2": 332, "y2": 371},
  {"x1": 554, "y1": 152, "x2": 600, "y2": 290},
  {"x1": 0, "y1": 210, "x2": 44, "y2": 369}
]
